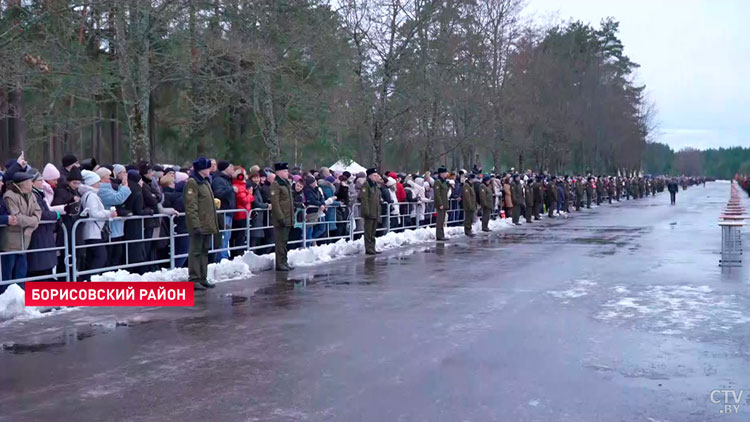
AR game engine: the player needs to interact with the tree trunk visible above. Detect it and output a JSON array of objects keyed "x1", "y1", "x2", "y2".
[
  {"x1": 8, "y1": 88, "x2": 25, "y2": 155},
  {"x1": 148, "y1": 92, "x2": 156, "y2": 163},
  {"x1": 110, "y1": 102, "x2": 120, "y2": 163},
  {"x1": 0, "y1": 89, "x2": 8, "y2": 156}
]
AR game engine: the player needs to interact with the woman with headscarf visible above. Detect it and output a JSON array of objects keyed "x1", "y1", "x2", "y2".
[{"x1": 231, "y1": 167, "x2": 253, "y2": 257}]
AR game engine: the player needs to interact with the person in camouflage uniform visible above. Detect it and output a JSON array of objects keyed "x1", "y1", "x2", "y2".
[
  {"x1": 462, "y1": 173, "x2": 478, "y2": 236},
  {"x1": 270, "y1": 162, "x2": 295, "y2": 270},
  {"x1": 433, "y1": 166, "x2": 450, "y2": 241},
  {"x1": 360, "y1": 168, "x2": 382, "y2": 255},
  {"x1": 479, "y1": 175, "x2": 494, "y2": 232}
]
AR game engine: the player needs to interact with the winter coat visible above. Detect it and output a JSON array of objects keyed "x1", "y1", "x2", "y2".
[
  {"x1": 359, "y1": 179, "x2": 381, "y2": 220},
  {"x1": 433, "y1": 178, "x2": 449, "y2": 210},
  {"x1": 303, "y1": 184, "x2": 325, "y2": 224},
  {"x1": 533, "y1": 182, "x2": 543, "y2": 205},
  {"x1": 2, "y1": 183, "x2": 41, "y2": 251},
  {"x1": 27, "y1": 188, "x2": 58, "y2": 272},
  {"x1": 163, "y1": 184, "x2": 187, "y2": 234},
  {"x1": 524, "y1": 184, "x2": 535, "y2": 207},
  {"x1": 98, "y1": 183, "x2": 132, "y2": 238},
  {"x1": 336, "y1": 183, "x2": 350, "y2": 207},
  {"x1": 318, "y1": 179, "x2": 341, "y2": 227},
  {"x1": 233, "y1": 178, "x2": 254, "y2": 221},
  {"x1": 511, "y1": 182, "x2": 523, "y2": 208},
  {"x1": 270, "y1": 177, "x2": 294, "y2": 227},
  {"x1": 79, "y1": 185, "x2": 112, "y2": 241},
  {"x1": 462, "y1": 180, "x2": 477, "y2": 212},
  {"x1": 503, "y1": 182, "x2": 513, "y2": 208},
  {"x1": 141, "y1": 177, "x2": 159, "y2": 229},
  {"x1": 184, "y1": 173, "x2": 219, "y2": 235},
  {"x1": 123, "y1": 181, "x2": 153, "y2": 265},
  {"x1": 248, "y1": 181, "x2": 269, "y2": 237},
  {"x1": 211, "y1": 172, "x2": 236, "y2": 211},
  {"x1": 394, "y1": 182, "x2": 406, "y2": 203},
  {"x1": 479, "y1": 183, "x2": 494, "y2": 209}
]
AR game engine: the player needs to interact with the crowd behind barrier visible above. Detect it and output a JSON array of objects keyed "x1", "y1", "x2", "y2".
[{"x1": 0, "y1": 152, "x2": 707, "y2": 292}]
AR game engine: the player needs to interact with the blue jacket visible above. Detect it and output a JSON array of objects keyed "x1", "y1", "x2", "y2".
[{"x1": 98, "y1": 183, "x2": 132, "y2": 238}]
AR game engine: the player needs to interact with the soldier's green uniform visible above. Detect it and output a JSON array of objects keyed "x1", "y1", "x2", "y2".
[
  {"x1": 479, "y1": 181, "x2": 494, "y2": 231},
  {"x1": 360, "y1": 176, "x2": 382, "y2": 254},
  {"x1": 639, "y1": 178, "x2": 645, "y2": 198},
  {"x1": 607, "y1": 178, "x2": 614, "y2": 204},
  {"x1": 184, "y1": 165, "x2": 220, "y2": 288},
  {"x1": 563, "y1": 179, "x2": 571, "y2": 212},
  {"x1": 575, "y1": 179, "x2": 584, "y2": 211},
  {"x1": 624, "y1": 178, "x2": 631, "y2": 200},
  {"x1": 585, "y1": 178, "x2": 594, "y2": 208},
  {"x1": 546, "y1": 180, "x2": 557, "y2": 217},
  {"x1": 532, "y1": 179, "x2": 543, "y2": 220},
  {"x1": 524, "y1": 181, "x2": 534, "y2": 222},
  {"x1": 511, "y1": 179, "x2": 522, "y2": 224},
  {"x1": 615, "y1": 178, "x2": 622, "y2": 201},
  {"x1": 462, "y1": 177, "x2": 477, "y2": 236},
  {"x1": 433, "y1": 175, "x2": 449, "y2": 241},
  {"x1": 270, "y1": 173, "x2": 294, "y2": 270},
  {"x1": 596, "y1": 178, "x2": 603, "y2": 205}
]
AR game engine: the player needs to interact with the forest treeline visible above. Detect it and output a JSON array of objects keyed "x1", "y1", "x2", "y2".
[
  {"x1": 0, "y1": 0, "x2": 665, "y2": 174},
  {"x1": 643, "y1": 142, "x2": 750, "y2": 180}
]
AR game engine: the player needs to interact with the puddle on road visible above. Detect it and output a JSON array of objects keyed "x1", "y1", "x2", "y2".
[{"x1": 2, "y1": 325, "x2": 110, "y2": 355}]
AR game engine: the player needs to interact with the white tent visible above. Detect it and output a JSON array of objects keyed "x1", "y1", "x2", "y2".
[{"x1": 329, "y1": 159, "x2": 367, "y2": 175}]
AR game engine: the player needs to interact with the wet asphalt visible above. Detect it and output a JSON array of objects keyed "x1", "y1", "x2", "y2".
[{"x1": 1, "y1": 182, "x2": 749, "y2": 422}]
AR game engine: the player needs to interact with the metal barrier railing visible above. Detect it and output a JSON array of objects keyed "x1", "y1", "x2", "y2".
[
  {"x1": 0, "y1": 220, "x2": 70, "y2": 286},
  {"x1": 1, "y1": 184, "x2": 660, "y2": 285}
]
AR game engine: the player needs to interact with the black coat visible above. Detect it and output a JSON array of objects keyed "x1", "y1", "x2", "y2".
[
  {"x1": 163, "y1": 184, "x2": 187, "y2": 234},
  {"x1": 211, "y1": 172, "x2": 236, "y2": 210},
  {"x1": 123, "y1": 183, "x2": 152, "y2": 264},
  {"x1": 248, "y1": 181, "x2": 269, "y2": 237},
  {"x1": 303, "y1": 185, "x2": 324, "y2": 215},
  {"x1": 140, "y1": 178, "x2": 159, "y2": 228},
  {"x1": 27, "y1": 188, "x2": 59, "y2": 272}
]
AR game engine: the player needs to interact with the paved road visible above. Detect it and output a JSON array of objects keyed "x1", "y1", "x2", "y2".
[{"x1": 2, "y1": 182, "x2": 749, "y2": 422}]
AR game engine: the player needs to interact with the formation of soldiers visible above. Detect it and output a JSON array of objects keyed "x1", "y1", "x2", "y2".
[{"x1": 268, "y1": 163, "x2": 702, "y2": 269}]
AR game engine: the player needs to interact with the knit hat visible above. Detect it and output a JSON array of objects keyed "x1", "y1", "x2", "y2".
[
  {"x1": 304, "y1": 175, "x2": 316, "y2": 186},
  {"x1": 27, "y1": 168, "x2": 42, "y2": 182},
  {"x1": 217, "y1": 160, "x2": 230, "y2": 172},
  {"x1": 163, "y1": 167, "x2": 175, "y2": 175},
  {"x1": 112, "y1": 164, "x2": 126, "y2": 178},
  {"x1": 127, "y1": 169, "x2": 141, "y2": 184},
  {"x1": 95, "y1": 167, "x2": 112, "y2": 180},
  {"x1": 343, "y1": 171, "x2": 351, "y2": 179},
  {"x1": 42, "y1": 163, "x2": 60, "y2": 181},
  {"x1": 292, "y1": 174, "x2": 303, "y2": 183},
  {"x1": 324, "y1": 175, "x2": 336, "y2": 183},
  {"x1": 81, "y1": 170, "x2": 101, "y2": 186},
  {"x1": 192, "y1": 157, "x2": 211, "y2": 171},
  {"x1": 175, "y1": 171, "x2": 189, "y2": 184},
  {"x1": 386, "y1": 177, "x2": 397, "y2": 187},
  {"x1": 67, "y1": 167, "x2": 83, "y2": 182},
  {"x1": 80, "y1": 158, "x2": 97, "y2": 171},
  {"x1": 152, "y1": 164, "x2": 164, "y2": 173},
  {"x1": 138, "y1": 161, "x2": 152, "y2": 175},
  {"x1": 62, "y1": 154, "x2": 78, "y2": 168}
]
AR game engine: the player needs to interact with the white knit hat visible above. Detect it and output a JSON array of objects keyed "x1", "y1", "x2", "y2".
[
  {"x1": 42, "y1": 163, "x2": 60, "y2": 181},
  {"x1": 81, "y1": 169, "x2": 101, "y2": 186}
]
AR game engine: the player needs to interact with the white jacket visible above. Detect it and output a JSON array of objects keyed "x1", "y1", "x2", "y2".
[{"x1": 79, "y1": 185, "x2": 111, "y2": 241}]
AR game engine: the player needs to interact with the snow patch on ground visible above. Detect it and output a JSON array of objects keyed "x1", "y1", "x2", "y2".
[
  {"x1": 547, "y1": 279, "x2": 597, "y2": 302},
  {"x1": 0, "y1": 284, "x2": 41, "y2": 321},
  {"x1": 595, "y1": 285, "x2": 750, "y2": 335}
]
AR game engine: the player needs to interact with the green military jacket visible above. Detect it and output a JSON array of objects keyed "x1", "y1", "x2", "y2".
[
  {"x1": 524, "y1": 183, "x2": 534, "y2": 207},
  {"x1": 511, "y1": 182, "x2": 523, "y2": 207},
  {"x1": 184, "y1": 175, "x2": 219, "y2": 234},
  {"x1": 359, "y1": 179, "x2": 381, "y2": 220},
  {"x1": 433, "y1": 178, "x2": 449, "y2": 210},
  {"x1": 479, "y1": 183, "x2": 494, "y2": 209},
  {"x1": 462, "y1": 181, "x2": 477, "y2": 212},
  {"x1": 270, "y1": 177, "x2": 294, "y2": 227}
]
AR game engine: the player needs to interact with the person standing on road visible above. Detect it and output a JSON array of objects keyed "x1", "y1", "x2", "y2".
[
  {"x1": 585, "y1": 176, "x2": 594, "y2": 208},
  {"x1": 667, "y1": 178, "x2": 679, "y2": 205},
  {"x1": 523, "y1": 178, "x2": 534, "y2": 223},
  {"x1": 462, "y1": 173, "x2": 477, "y2": 236},
  {"x1": 270, "y1": 162, "x2": 295, "y2": 270},
  {"x1": 574, "y1": 177, "x2": 584, "y2": 211},
  {"x1": 546, "y1": 176, "x2": 557, "y2": 218},
  {"x1": 360, "y1": 168, "x2": 382, "y2": 255},
  {"x1": 511, "y1": 174, "x2": 522, "y2": 225},
  {"x1": 479, "y1": 175, "x2": 494, "y2": 232},
  {"x1": 533, "y1": 176, "x2": 543, "y2": 220},
  {"x1": 184, "y1": 157, "x2": 219, "y2": 290},
  {"x1": 433, "y1": 166, "x2": 449, "y2": 241}
]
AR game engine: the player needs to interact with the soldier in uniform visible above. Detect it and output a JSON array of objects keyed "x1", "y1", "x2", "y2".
[
  {"x1": 615, "y1": 177, "x2": 622, "y2": 201},
  {"x1": 532, "y1": 176, "x2": 543, "y2": 220},
  {"x1": 574, "y1": 177, "x2": 583, "y2": 211},
  {"x1": 596, "y1": 176, "x2": 604, "y2": 205},
  {"x1": 607, "y1": 177, "x2": 614, "y2": 204},
  {"x1": 563, "y1": 176, "x2": 571, "y2": 213},
  {"x1": 524, "y1": 178, "x2": 534, "y2": 223},
  {"x1": 270, "y1": 162, "x2": 295, "y2": 271},
  {"x1": 184, "y1": 157, "x2": 219, "y2": 290},
  {"x1": 624, "y1": 177, "x2": 631, "y2": 200},
  {"x1": 511, "y1": 174, "x2": 522, "y2": 225},
  {"x1": 479, "y1": 175, "x2": 494, "y2": 232},
  {"x1": 586, "y1": 177, "x2": 594, "y2": 208},
  {"x1": 639, "y1": 177, "x2": 645, "y2": 198},
  {"x1": 546, "y1": 176, "x2": 557, "y2": 218},
  {"x1": 433, "y1": 166, "x2": 450, "y2": 241},
  {"x1": 462, "y1": 173, "x2": 477, "y2": 236},
  {"x1": 360, "y1": 168, "x2": 382, "y2": 254}
]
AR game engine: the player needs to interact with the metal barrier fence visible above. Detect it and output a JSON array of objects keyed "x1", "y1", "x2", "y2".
[
  {"x1": 0, "y1": 186, "x2": 655, "y2": 286},
  {"x1": 0, "y1": 220, "x2": 70, "y2": 286}
]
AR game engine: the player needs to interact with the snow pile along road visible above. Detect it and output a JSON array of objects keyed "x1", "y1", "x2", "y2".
[
  {"x1": 0, "y1": 284, "x2": 42, "y2": 321},
  {"x1": 93, "y1": 217, "x2": 518, "y2": 283}
]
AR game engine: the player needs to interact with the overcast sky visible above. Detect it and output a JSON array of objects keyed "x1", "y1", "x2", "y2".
[{"x1": 524, "y1": 0, "x2": 749, "y2": 151}]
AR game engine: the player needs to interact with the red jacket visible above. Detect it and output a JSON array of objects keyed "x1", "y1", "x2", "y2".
[{"x1": 233, "y1": 177, "x2": 254, "y2": 221}]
